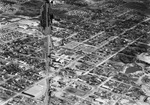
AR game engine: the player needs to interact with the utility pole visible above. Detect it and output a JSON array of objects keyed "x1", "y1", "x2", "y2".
[{"x1": 40, "y1": 0, "x2": 54, "y2": 105}]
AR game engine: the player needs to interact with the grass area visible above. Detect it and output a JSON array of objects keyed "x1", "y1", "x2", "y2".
[
  {"x1": 0, "y1": 10, "x2": 3, "y2": 14},
  {"x1": 14, "y1": 0, "x2": 42, "y2": 17},
  {"x1": 13, "y1": 0, "x2": 84, "y2": 20},
  {"x1": 63, "y1": 0, "x2": 88, "y2": 7},
  {"x1": 0, "y1": 0, "x2": 16, "y2": 5}
]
